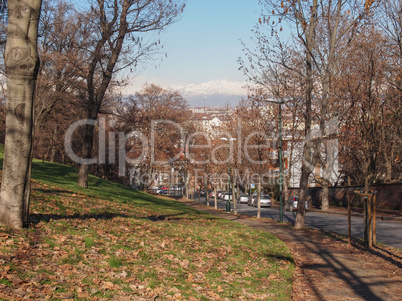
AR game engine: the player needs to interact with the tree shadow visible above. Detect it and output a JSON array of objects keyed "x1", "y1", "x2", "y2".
[
  {"x1": 143, "y1": 212, "x2": 217, "y2": 222},
  {"x1": 29, "y1": 212, "x2": 132, "y2": 225},
  {"x1": 281, "y1": 228, "x2": 400, "y2": 301},
  {"x1": 193, "y1": 207, "x2": 402, "y2": 301},
  {"x1": 33, "y1": 188, "x2": 75, "y2": 195},
  {"x1": 322, "y1": 230, "x2": 402, "y2": 269},
  {"x1": 264, "y1": 253, "x2": 295, "y2": 264},
  {"x1": 29, "y1": 210, "x2": 219, "y2": 226}
]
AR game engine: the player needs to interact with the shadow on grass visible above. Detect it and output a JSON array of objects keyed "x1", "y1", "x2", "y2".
[
  {"x1": 265, "y1": 254, "x2": 295, "y2": 264},
  {"x1": 30, "y1": 210, "x2": 219, "y2": 226},
  {"x1": 33, "y1": 188, "x2": 75, "y2": 195},
  {"x1": 144, "y1": 212, "x2": 219, "y2": 222},
  {"x1": 29, "y1": 212, "x2": 132, "y2": 224}
]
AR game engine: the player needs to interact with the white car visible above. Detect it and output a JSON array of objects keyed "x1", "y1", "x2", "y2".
[
  {"x1": 285, "y1": 196, "x2": 309, "y2": 212},
  {"x1": 223, "y1": 193, "x2": 233, "y2": 201},
  {"x1": 251, "y1": 194, "x2": 272, "y2": 207},
  {"x1": 239, "y1": 194, "x2": 249, "y2": 204}
]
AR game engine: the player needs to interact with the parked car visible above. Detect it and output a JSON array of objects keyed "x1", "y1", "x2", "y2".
[
  {"x1": 223, "y1": 193, "x2": 233, "y2": 201},
  {"x1": 217, "y1": 191, "x2": 225, "y2": 199},
  {"x1": 239, "y1": 194, "x2": 249, "y2": 204},
  {"x1": 254, "y1": 194, "x2": 272, "y2": 207},
  {"x1": 248, "y1": 194, "x2": 272, "y2": 207},
  {"x1": 285, "y1": 196, "x2": 309, "y2": 212},
  {"x1": 156, "y1": 186, "x2": 168, "y2": 194}
]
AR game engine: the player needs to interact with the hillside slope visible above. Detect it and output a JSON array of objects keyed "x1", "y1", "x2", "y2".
[{"x1": 0, "y1": 154, "x2": 294, "y2": 300}]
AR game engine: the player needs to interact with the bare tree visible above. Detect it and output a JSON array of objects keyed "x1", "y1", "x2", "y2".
[
  {"x1": 241, "y1": 0, "x2": 373, "y2": 228},
  {"x1": 0, "y1": 0, "x2": 42, "y2": 228},
  {"x1": 75, "y1": 0, "x2": 185, "y2": 188},
  {"x1": 118, "y1": 84, "x2": 190, "y2": 189},
  {"x1": 337, "y1": 28, "x2": 401, "y2": 192},
  {"x1": 234, "y1": 91, "x2": 276, "y2": 218}
]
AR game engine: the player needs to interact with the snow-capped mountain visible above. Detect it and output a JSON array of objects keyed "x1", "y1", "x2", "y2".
[
  {"x1": 122, "y1": 79, "x2": 252, "y2": 107},
  {"x1": 179, "y1": 80, "x2": 250, "y2": 107},
  {"x1": 180, "y1": 80, "x2": 249, "y2": 97}
]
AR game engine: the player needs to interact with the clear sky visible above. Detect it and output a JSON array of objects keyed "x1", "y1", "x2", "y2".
[{"x1": 127, "y1": 0, "x2": 262, "y2": 91}]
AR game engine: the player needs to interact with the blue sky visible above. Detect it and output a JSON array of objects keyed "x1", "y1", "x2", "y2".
[{"x1": 127, "y1": 0, "x2": 262, "y2": 91}]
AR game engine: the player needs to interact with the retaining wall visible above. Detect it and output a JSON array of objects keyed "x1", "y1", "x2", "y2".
[{"x1": 287, "y1": 183, "x2": 401, "y2": 210}]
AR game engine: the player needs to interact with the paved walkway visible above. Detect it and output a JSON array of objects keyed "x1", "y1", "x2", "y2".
[{"x1": 178, "y1": 198, "x2": 402, "y2": 301}]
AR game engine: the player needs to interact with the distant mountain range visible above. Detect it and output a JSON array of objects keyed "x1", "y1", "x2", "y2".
[
  {"x1": 122, "y1": 79, "x2": 252, "y2": 108},
  {"x1": 179, "y1": 80, "x2": 249, "y2": 107}
]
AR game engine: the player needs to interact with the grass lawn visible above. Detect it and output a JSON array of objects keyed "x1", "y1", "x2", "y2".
[{"x1": 0, "y1": 152, "x2": 294, "y2": 300}]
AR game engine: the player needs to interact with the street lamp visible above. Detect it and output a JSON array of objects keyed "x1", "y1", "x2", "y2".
[{"x1": 265, "y1": 98, "x2": 289, "y2": 223}]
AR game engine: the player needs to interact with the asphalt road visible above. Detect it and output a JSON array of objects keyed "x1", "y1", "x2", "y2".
[{"x1": 192, "y1": 196, "x2": 402, "y2": 250}]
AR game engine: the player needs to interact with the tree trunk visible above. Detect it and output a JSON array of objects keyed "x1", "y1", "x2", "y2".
[
  {"x1": 295, "y1": 55, "x2": 314, "y2": 228},
  {"x1": 49, "y1": 126, "x2": 58, "y2": 162},
  {"x1": 321, "y1": 178, "x2": 330, "y2": 210},
  {"x1": 77, "y1": 123, "x2": 95, "y2": 188},
  {"x1": 364, "y1": 173, "x2": 370, "y2": 194},
  {"x1": 77, "y1": 106, "x2": 99, "y2": 188},
  {"x1": 295, "y1": 158, "x2": 310, "y2": 229},
  {"x1": 0, "y1": 0, "x2": 42, "y2": 228},
  {"x1": 257, "y1": 175, "x2": 261, "y2": 219},
  {"x1": 214, "y1": 186, "x2": 218, "y2": 209},
  {"x1": 294, "y1": 0, "x2": 318, "y2": 229},
  {"x1": 205, "y1": 182, "x2": 209, "y2": 207},
  {"x1": 383, "y1": 147, "x2": 393, "y2": 183},
  {"x1": 232, "y1": 173, "x2": 237, "y2": 214}
]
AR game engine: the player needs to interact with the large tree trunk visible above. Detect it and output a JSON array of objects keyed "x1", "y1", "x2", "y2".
[
  {"x1": 294, "y1": 0, "x2": 318, "y2": 230},
  {"x1": 295, "y1": 54, "x2": 314, "y2": 229},
  {"x1": 0, "y1": 0, "x2": 42, "y2": 228},
  {"x1": 295, "y1": 150, "x2": 311, "y2": 229}
]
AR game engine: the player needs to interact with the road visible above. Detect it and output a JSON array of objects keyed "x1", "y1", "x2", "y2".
[{"x1": 191, "y1": 196, "x2": 402, "y2": 249}]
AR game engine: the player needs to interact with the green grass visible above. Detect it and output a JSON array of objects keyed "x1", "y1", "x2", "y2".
[
  {"x1": 0, "y1": 144, "x2": 294, "y2": 300},
  {"x1": 0, "y1": 278, "x2": 12, "y2": 287},
  {"x1": 108, "y1": 256, "x2": 123, "y2": 268}
]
